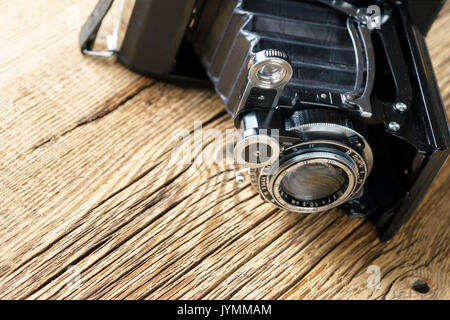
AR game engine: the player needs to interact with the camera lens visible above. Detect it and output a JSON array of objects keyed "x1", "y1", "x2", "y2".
[
  {"x1": 248, "y1": 109, "x2": 373, "y2": 213},
  {"x1": 270, "y1": 150, "x2": 358, "y2": 212},
  {"x1": 252, "y1": 141, "x2": 372, "y2": 213},
  {"x1": 280, "y1": 162, "x2": 347, "y2": 201}
]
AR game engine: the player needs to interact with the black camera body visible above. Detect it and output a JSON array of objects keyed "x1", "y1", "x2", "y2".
[{"x1": 80, "y1": 0, "x2": 449, "y2": 240}]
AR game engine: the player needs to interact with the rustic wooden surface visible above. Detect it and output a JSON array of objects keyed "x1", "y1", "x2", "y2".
[{"x1": 0, "y1": 0, "x2": 448, "y2": 300}]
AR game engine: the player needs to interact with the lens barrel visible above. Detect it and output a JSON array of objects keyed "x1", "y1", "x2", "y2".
[{"x1": 250, "y1": 109, "x2": 373, "y2": 213}]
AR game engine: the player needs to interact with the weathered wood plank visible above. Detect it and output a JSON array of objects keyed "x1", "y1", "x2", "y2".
[{"x1": 0, "y1": 0, "x2": 448, "y2": 300}]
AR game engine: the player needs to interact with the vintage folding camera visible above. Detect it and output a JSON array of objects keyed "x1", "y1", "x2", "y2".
[{"x1": 80, "y1": 0, "x2": 449, "y2": 239}]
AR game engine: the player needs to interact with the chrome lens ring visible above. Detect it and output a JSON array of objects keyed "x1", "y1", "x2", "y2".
[
  {"x1": 272, "y1": 152, "x2": 357, "y2": 212},
  {"x1": 248, "y1": 50, "x2": 293, "y2": 89},
  {"x1": 255, "y1": 140, "x2": 369, "y2": 213}
]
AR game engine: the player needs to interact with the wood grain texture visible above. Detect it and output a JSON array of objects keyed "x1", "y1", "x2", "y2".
[{"x1": 0, "y1": 0, "x2": 448, "y2": 300}]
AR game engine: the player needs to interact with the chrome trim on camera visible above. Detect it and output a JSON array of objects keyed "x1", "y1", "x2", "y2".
[
  {"x1": 342, "y1": 18, "x2": 376, "y2": 118},
  {"x1": 235, "y1": 49, "x2": 293, "y2": 117},
  {"x1": 318, "y1": 0, "x2": 390, "y2": 118},
  {"x1": 248, "y1": 50, "x2": 293, "y2": 89},
  {"x1": 83, "y1": 0, "x2": 136, "y2": 57}
]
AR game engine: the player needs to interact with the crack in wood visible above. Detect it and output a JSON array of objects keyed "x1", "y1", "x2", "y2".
[
  {"x1": 31, "y1": 79, "x2": 157, "y2": 150},
  {"x1": 23, "y1": 123, "x2": 233, "y2": 299}
]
